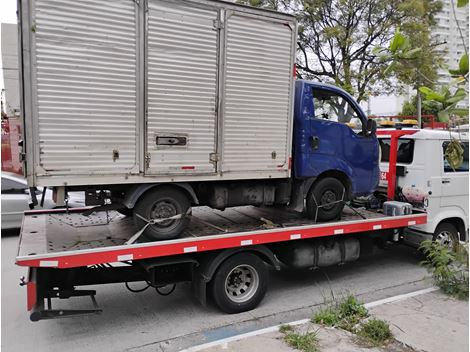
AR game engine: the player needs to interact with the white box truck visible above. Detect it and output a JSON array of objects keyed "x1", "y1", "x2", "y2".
[{"x1": 18, "y1": 0, "x2": 380, "y2": 240}]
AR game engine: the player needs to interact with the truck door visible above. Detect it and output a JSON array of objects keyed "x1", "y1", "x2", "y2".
[
  {"x1": 145, "y1": 0, "x2": 219, "y2": 175},
  {"x1": 309, "y1": 87, "x2": 379, "y2": 194}
]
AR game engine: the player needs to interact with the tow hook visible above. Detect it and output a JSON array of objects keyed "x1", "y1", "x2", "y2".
[{"x1": 20, "y1": 276, "x2": 27, "y2": 286}]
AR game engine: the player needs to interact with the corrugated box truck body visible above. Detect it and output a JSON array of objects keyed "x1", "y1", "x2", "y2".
[{"x1": 19, "y1": 0, "x2": 297, "y2": 187}]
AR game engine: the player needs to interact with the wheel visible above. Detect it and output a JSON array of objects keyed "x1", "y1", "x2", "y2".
[
  {"x1": 210, "y1": 253, "x2": 268, "y2": 314},
  {"x1": 306, "y1": 177, "x2": 346, "y2": 221},
  {"x1": 133, "y1": 186, "x2": 191, "y2": 241},
  {"x1": 433, "y1": 222, "x2": 459, "y2": 250}
]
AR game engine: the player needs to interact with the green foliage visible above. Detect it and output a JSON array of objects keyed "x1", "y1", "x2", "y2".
[
  {"x1": 376, "y1": 0, "x2": 444, "y2": 94},
  {"x1": 357, "y1": 318, "x2": 392, "y2": 346},
  {"x1": 399, "y1": 95, "x2": 441, "y2": 116},
  {"x1": 279, "y1": 325, "x2": 320, "y2": 352},
  {"x1": 419, "y1": 83, "x2": 468, "y2": 122},
  {"x1": 444, "y1": 139, "x2": 465, "y2": 170},
  {"x1": 312, "y1": 307, "x2": 340, "y2": 327},
  {"x1": 279, "y1": 324, "x2": 294, "y2": 334},
  {"x1": 312, "y1": 294, "x2": 368, "y2": 331},
  {"x1": 420, "y1": 240, "x2": 469, "y2": 300}
]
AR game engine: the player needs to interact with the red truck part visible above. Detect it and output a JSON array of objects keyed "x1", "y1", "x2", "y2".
[{"x1": 377, "y1": 129, "x2": 418, "y2": 200}]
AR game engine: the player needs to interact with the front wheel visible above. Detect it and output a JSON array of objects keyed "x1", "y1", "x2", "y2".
[
  {"x1": 433, "y1": 222, "x2": 459, "y2": 250},
  {"x1": 306, "y1": 177, "x2": 346, "y2": 222},
  {"x1": 133, "y1": 186, "x2": 191, "y2": 241},
  {"x1": 210, "y1": 253, "x2": 268, "y2": 314}
]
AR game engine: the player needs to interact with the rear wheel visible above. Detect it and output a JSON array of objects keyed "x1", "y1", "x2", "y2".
[
  {"x1": 133, "y1": 187, "x2": 191, "y2": 241},
  {"x1": 433, "y1": 222, "x2": 459, "y2": 250},
  {"x1": 210, "y1": 253, "x2": 268, "y2": 314},
  {"x1": 306, "y1": 177, "x2": 346, "y2": 222}
]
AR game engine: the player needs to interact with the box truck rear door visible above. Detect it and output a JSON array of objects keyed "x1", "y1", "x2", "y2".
[{"x1": 145, "y1": 1, "x2": 219, "y2": 175}]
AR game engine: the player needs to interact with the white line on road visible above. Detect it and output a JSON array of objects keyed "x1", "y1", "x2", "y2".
[
  {"x1": 181, "y1": 286, "x2": 439, "y2": 352},
  {"x1": 364, "y1": 286, "x2": 439, "y2": 308}
]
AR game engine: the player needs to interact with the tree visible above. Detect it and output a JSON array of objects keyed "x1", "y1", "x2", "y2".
[
  {"x1": 391, "y1": 0, "x2": 443, "y2": 90},
  {"x1": 399, "y1": 95, "x2": 441, "y2": 116},
  {"x1": 418, "y1": 0, "x2": 469, "y2": 124},
  {"x1": 238, "y1": 0, "x2": 442, "y2": 103}
]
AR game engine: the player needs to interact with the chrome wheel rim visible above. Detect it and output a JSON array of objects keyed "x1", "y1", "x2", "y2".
[
  {"x1": 224, "y1": 264, "x2": 259, "y2": 303},
  {"x1": 435, "y1": 230, "x2": 455, "y2": 248}
]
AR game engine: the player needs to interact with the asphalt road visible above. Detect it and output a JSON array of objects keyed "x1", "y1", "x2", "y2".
[{"x1": 2, "y1": 231, "x2": 432, "y2": 352}]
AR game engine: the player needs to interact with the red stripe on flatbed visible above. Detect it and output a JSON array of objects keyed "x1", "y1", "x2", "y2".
[{"x1": 16, "y1": 214, "x2": 426, "y2": 269}]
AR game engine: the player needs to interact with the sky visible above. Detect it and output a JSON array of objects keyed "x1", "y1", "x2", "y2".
[{"x1": 0, "y1": 0, "x2": 18, "y2": 93}]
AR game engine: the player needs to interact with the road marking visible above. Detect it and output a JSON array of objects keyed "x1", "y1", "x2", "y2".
[
  {"x1": 364, "y1": 287, "x2": 439, "y2": 308},
  {"x1": 181, "y1": 286, "x2": 439, "y2": 352}
]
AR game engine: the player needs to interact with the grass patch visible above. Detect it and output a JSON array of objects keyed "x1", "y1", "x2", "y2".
[
  {"x1": 312, "y1": 294, "x2": 368, "y2": 331},
  {"x1": 420, "y1": 240, "x2": 469, "y2": 300},
  {"x1": 357, "y1": 318, "x2": 392, "y2": 346},
  {"x1": 279, "y1": 325, "x2": 319, "y2": 352}
]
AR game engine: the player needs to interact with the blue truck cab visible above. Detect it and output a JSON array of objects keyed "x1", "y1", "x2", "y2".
[{"x1": 291, "y1": 80, "x2": 380, "y2": 220}]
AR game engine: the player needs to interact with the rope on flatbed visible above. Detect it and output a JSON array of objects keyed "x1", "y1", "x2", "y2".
[{"x1": 125, "y1": 208, "x2": 192, "y2": 245}]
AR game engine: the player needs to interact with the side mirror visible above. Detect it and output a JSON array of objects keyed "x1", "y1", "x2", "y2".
[{"x1": 366, "y1": 119, "x2": 377, "y2": 136}]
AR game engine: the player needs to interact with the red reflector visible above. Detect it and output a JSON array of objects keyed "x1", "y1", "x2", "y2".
[
  {"x1": 293, "y1": 64, "x2": 297, "y2": 78},
  {"x1": 288, "y1": 157, "x2": 292, "y2": 169},
  {"x1": 27, "y1": 281, "x2": 37, "y2": 311},
  {"x1": 181, "y1": 166, "x2": 195, "y2": 170}
]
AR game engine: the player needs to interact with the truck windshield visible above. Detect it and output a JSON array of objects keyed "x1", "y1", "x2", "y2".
[{"x1": 379, "y1": 138, "x2": 414, "y2": 164}]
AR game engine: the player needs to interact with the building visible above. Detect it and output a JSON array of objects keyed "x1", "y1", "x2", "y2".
[{"x1": 432, "y1": 1, "x2": 469, "y2": 88}]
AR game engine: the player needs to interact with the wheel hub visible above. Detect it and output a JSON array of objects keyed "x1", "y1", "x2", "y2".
[
  {"x1": 320, "y1": 190, "x2": 337, "y2": 210},
  {"x1": 225, "y1": 265, "x2": 259, "y2": 303},
  {"x1": 435, "y1": 231, "x2": 455, "y2": 248},
  {"x1": 151, "y1": 201, "x2": 177, "y2": 227}
]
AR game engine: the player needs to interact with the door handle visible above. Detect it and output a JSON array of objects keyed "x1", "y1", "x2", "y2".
[
  {"x1": 442, "y1": 178, "x2": 451, "y2": 184},
  {"x1": 310, "y1": 136, "x2": 320, "y2": 150}
]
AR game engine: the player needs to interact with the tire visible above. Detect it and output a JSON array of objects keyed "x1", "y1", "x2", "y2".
[
  {"x1": 306, "y1": 177, "x2": 346, "y2": 222},
  {"x1": 210, "y1": 253, "x2": 268, "y2": 314},
  {"x1": 433, "y1": 222, "x2": 459, "y2": 250},
  {"x1": 133, "y1": 186, "x2": 191, "y2": 241}
]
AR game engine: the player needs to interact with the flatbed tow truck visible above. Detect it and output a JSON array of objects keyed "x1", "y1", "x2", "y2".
[
  {"x1": 16, "y1": 131, "x2": 427, "y2": 322},
  {"x1": 17, "y1": 204, "x2": 426, "y2": 321},
  {"x1": 15, "y1": 130, "x2": 428, "y2": 322}
]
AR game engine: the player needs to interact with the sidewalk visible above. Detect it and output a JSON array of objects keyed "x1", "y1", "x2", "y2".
[{"x1": 187, "y1": 290, "x2": 468, "y2": 352}]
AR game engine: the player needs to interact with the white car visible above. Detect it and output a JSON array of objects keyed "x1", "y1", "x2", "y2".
[
  {"x1": 1, "y1": 172, "x2": 85, "y2": 230},
  {"x1": 378, "y1": 129, "x2": 469, "y2": 247}
]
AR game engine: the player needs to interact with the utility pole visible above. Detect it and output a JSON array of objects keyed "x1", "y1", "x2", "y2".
[{"x1": 417, "y1": 88, "x2": 422, "y2": 127}]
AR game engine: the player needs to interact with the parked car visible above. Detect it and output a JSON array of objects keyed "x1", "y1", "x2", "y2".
[
  {"x1": 1, "y1": 172, "x2": 85, "y2": 230},
  {"x1": 377, "y1": 129, "x2": 469, "y2": 247}
]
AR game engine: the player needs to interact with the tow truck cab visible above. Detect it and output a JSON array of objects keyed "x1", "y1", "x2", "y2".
[{"x1": 377, "y1": 128, "x2": 469, "y2": 246}]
